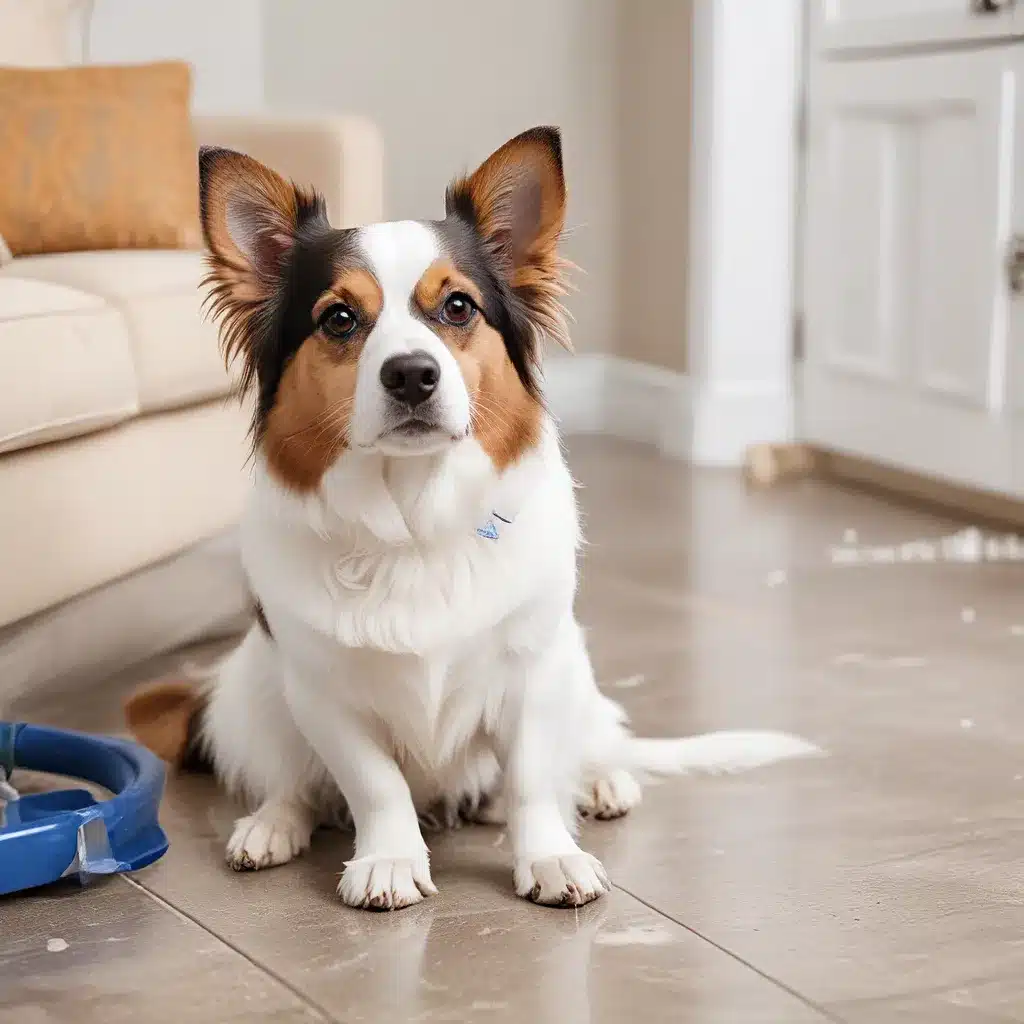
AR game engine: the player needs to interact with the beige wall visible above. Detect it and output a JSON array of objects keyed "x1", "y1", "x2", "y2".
[
  {"x1": 617, "y1": 1, "x2": 693, "y2": 373},
  {"x1": 264, "y1": 0, "x2": 692, "y2": 371},
  {"x1": 264, "y1": 0, "x2": 620, "y2": 357},
  {"x1": 91, "y1": 0, "x2": 264, "y2": 113}
]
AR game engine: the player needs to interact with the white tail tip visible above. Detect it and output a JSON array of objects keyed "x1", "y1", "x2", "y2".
[{"x1": 631, "y1": 730, "x2": 823, "y2": 777}]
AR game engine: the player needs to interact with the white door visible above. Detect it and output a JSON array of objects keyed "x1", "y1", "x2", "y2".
[
  {"x1": 800, "y1": 47, "x2": 1017, "y2": 493},
  {"x1": 812, "y1": 0, "x2": 1017, "y2": 52}
]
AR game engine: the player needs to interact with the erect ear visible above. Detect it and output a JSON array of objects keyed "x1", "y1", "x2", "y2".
[
  {"x1": 199, "y1": 146, "x2": 312, "y2": 294},
  {"x1": 446, "y1": 126, "x2": 572, "y2": 350},
  {"x1": 198, "y1": 147, "x2": 327, "y2": 379}
]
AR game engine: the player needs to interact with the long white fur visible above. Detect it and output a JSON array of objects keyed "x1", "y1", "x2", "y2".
[{"x1": 201, "y1": 220, "x2": 821, "y2": 910}]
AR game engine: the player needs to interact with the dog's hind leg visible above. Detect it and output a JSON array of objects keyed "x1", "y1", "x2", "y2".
[
  {"x1": 224, "y1": 795, "x2": 317, "y2": 870},
  {"x1": 577, "y1": 768, "x2": 643, "y2": 821}
]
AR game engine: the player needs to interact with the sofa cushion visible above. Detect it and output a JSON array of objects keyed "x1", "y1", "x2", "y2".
[
  {"x1": 0, "y1": 399, "x2": 250, "y2": 629},
  {"x1": 0, "y1": 251, "x2": 235, "y2": 412},
  {"x1": 0, "y1": 277, "x2": 138, "y2": 454}
]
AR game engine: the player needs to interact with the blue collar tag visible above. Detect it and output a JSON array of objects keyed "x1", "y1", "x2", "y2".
[
  {"x1": 476, "y1": 511, "x2": 513, "y2": 541},
  {"x1": 476, "y1": 518, "x2": 500, "y2": 540}
]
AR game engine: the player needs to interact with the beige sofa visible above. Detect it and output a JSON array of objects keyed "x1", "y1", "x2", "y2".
[{"x1": 0, "y1": 3, "x2": 382, "y2": 702}]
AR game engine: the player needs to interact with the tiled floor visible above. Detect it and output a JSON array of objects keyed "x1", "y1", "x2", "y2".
[{"x1": 5, "y1": 437, "x2": 1024, "y2": 1023}]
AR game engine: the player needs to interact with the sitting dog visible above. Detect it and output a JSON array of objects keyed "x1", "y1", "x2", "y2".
[{"x1": 126, "y1": 127, "x2": 816, "y2": 910}]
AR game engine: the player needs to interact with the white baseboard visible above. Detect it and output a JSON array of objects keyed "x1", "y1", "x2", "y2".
[
  {"x1": 542, "y1": 353, "x2": 610, "y2": 436},
  {"x1": 544, "y1": 354, "x2": 791, "y2": 466},
  {"x1": 544, "y1": 354, "x2": 691, "y2": 455}
]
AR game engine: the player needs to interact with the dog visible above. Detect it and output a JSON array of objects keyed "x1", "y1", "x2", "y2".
[{"x1": 125, "y1": 127, "x2": 818, "y2": 911}]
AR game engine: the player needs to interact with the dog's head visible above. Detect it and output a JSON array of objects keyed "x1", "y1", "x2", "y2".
[{"x1": 199, "y1": 127, "x2": 570, "y2": 492}]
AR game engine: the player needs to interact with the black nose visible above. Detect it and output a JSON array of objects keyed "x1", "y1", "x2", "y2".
[{"x1": 379, "y1": 351, "x2": 440, "y2": 408}]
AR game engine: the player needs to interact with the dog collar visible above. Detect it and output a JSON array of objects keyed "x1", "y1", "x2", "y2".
[
  {"x1": 476, "y1": 510, "x2": 515, "y2": 540},
  {"x1": 476, "y1": 460, "x2": 533, "y2": 540}
]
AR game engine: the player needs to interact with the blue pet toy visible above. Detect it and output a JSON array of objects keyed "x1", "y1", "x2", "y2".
[{"x1": 0, "y1": 721, "x2": 169, "y2": 896}]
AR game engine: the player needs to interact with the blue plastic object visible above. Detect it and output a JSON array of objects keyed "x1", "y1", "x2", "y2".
[{"x1": 0, "y1": 722, "x2": 169, "y2": 896}]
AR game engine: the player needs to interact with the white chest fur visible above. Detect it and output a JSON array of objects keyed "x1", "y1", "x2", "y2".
[{"x1": 239, "y1": 427, "x2": 579, "y2": 761}]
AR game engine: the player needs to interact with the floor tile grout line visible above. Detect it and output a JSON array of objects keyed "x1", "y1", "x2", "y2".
[
  {"x1": 121, "y1": 875, "x2": 339, "y2": 1024},
  {"x1": 612, "y1": 882, "x2": 849, "y2": 1024}
]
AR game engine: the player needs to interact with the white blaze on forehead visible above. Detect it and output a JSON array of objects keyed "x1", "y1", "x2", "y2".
[
  {"x1": 356, "y1": 220, "x2": 441, "y2": 309},
  {"x1": 346, "y1": 219, "x2": 472, "y2": 452},
  {"x1": 355, "y1": 220, "x2": 444, "y2": 361}
]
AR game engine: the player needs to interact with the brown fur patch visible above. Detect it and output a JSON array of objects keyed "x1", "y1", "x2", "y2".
[
  {"x1": 260, "y1": 267, "x2": 380, "y2": 491},
  {"x1": 412, "y1": 260, "x2": 542, "y2": 470},
  {"x1": 262, "y1": 332, "x2": 363, "y2": 491},
  {"x1": 313, "y1": 268, "x2": 384, "y2": 323},
  {"x1": 454, "y1": 320, "x2": 543, "y2": 471},
  {"x1": 125, "y1": 679, "x2": 207, "y2": 769},
  {"x1": 414, "y1": 259, "x2": 485, "y2": 314}
]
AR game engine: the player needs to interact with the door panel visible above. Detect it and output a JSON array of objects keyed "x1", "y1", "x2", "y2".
[
  {"x1": 800, "y1": 47, "x2": 1016, "y2": 492},
  {"x1": 915, "y1": 101, "x2": 1002, "y2": 405},
  {"x1": 812, "y1": 0, "x2": 1016, "y2": 53},
  {"x1": 826, "y1": 117, "x2": 903, "y2": 380}
]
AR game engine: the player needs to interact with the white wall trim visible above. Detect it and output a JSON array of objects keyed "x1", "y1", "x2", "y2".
[
  {"x1": 543, "y1": 354, "x2": 609, "y2": 436},
  {"x1": 546, "y1": 354, "x2": 691, "y2": 456},
  {"x1": 546, "y1": 353, "x2": 791, "y2": 465},
  {"x1": 550, "y1": 5, "x2": 802, "y2": 467},
  {"x1": 685, "y1": 0, "x2": 802, "y2": 465},
  {"x1": 690, "y1": 379, "x2": 793, "y2": 467}
]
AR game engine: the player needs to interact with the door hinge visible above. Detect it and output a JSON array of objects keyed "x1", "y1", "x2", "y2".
[{"x1": 792, "y1": 313, "x2": 806, "y2": 363}]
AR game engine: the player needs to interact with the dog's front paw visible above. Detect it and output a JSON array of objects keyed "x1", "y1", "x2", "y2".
[
  {"x1": 338, "y1": 853, "x2": 438, "y2": 911},
  {"x1": 578, "y1": 769, "x2": 642, "y2": 821},
  {"x1": 514, "y1": 853, "x2": 610, "y2": 907},
  {"x1": 226, "y1": 803, "x2": 313, "y2": 871}
]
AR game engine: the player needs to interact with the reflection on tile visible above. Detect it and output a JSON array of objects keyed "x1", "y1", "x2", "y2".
[{"x1": 131, "y1": 774, "x2": 827, "y2": 1023}]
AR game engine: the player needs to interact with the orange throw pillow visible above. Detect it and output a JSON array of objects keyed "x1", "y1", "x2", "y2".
[{"x1": 0, "y1": 62, "x2": 201, "y2": 256}]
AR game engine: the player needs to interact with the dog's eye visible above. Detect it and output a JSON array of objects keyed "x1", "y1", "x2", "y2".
[
  {"x1": 440, "y1": 293, "x2": 476, "y2": 327},
  {"x1": 319, "y1": 304, "x2": 358, "y2": 340}
]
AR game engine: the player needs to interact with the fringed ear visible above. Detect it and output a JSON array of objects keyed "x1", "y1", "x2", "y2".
[
  {"x1": 198, "y1": 146, "x2": 327, "y2": 399},
  {"x1": 124, "y1": 679, "x2": 210, "y2": 771},
  {"x1": 445, "y1": 127, "x2": 573, "y2": 352}
]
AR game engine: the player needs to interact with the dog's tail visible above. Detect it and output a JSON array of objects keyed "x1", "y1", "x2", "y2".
[
  {"x1": 124, "y1": 677, "x2": 214, "y2": 773},
  {"x1": 623, "y1": 730, "x2": 822, "y2": 779},
  {"x1": 590, "y1": 689, "x2": 822, "y2": 778}
]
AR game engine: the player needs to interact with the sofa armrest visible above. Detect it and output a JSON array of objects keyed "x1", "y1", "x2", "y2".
[{"x1": 192, "y1": 114, "x2": 383, "y2": 228}]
